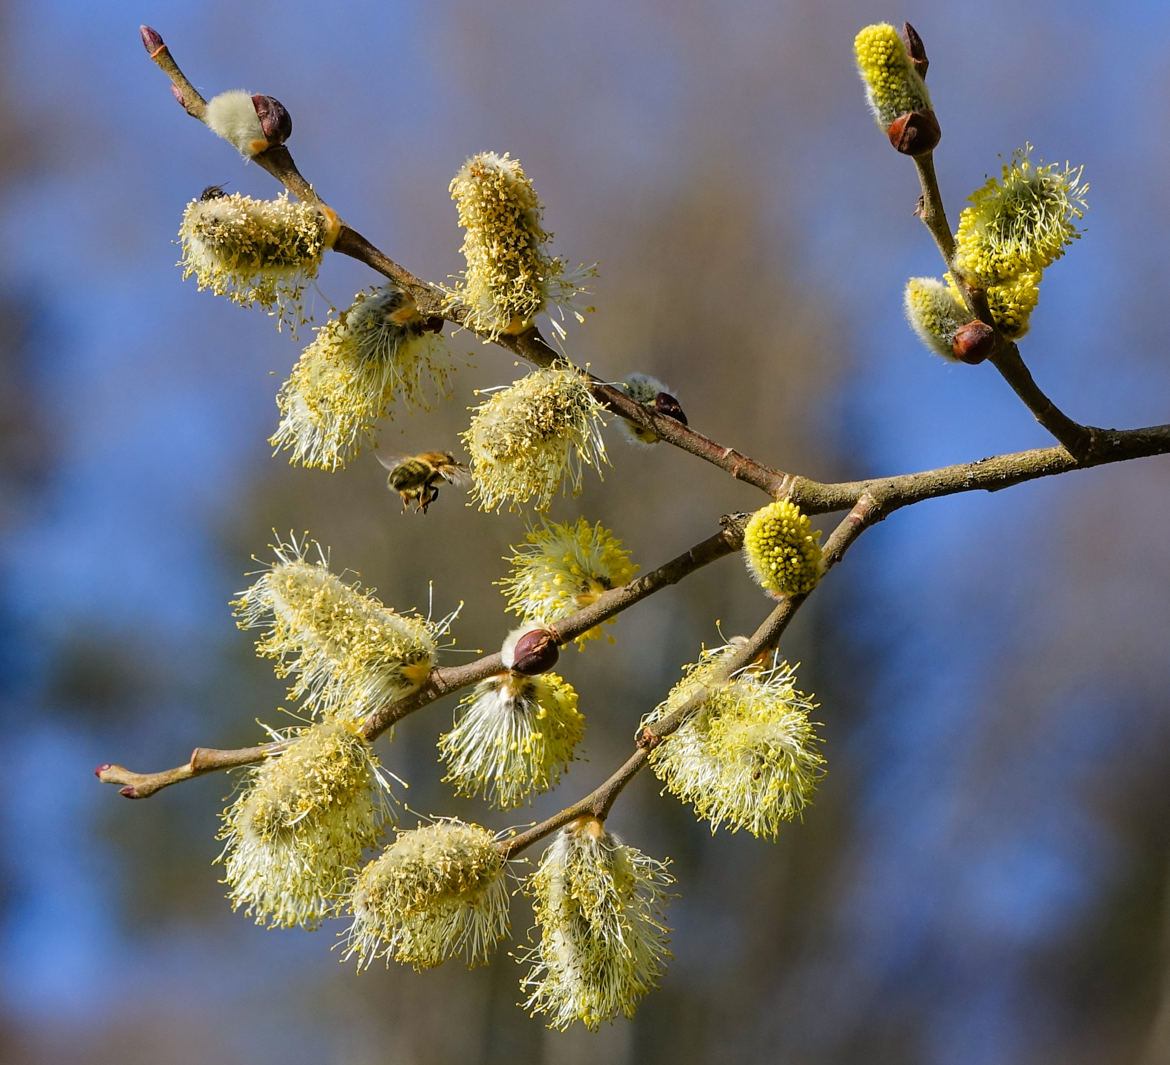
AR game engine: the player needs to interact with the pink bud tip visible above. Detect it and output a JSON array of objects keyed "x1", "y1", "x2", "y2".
[
  {"x1": 94, "y1": 763, "x2": 111, "y2": 777},
  {"x1": 140, "y1": 25, "x2": 164, "y2": 55},
  {"x1": 119, "y1": 786, "x2": 139, "y2": 799},
  {"x1": 170, "y1": 83, "x2": 185, "y2": 107}
]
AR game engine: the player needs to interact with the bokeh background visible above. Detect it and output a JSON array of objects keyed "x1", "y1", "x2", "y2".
[{"x1": 2, "y1": 2, "x2": 1169, "y2": 1063}]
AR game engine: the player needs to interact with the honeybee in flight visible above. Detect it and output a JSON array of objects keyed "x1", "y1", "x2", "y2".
[{"x1": 377, "y1": 451, "x2": 470, "y2": 513}]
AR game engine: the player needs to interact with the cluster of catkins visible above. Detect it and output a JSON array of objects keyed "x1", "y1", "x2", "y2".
[
  {"x1": 181, "y1": 76, "x2": 846, "y2": 1030},
  {"x1": 855, "y1": 23, "x2": 1089, "y2": 362}
]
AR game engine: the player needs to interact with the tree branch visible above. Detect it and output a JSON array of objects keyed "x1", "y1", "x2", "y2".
[
  {"x1": 98, "y1": 416, "x2": 1170, "y2": 800},
  {"x1": 100, "y1": 521, "x2": 747, "y2": 796},
  {"x1": 138, "y1": 25, "x2": 793, "y2": 498}
]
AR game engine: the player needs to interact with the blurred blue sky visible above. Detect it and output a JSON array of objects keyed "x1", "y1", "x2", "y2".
[{"x1": 3, "y1": 2, "x2": 1169, "y2": 1063}]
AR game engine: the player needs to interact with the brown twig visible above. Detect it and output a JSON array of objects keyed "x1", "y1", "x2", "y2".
[
  {"x1": 789, "y1": 423, "x2": 1170, "y2": 516},
  {"x1": 95, "y1": 742, "x2": 284, "y2": 799}
]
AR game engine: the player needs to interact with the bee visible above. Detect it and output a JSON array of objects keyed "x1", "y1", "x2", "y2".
[
  {"x1": 377, "y1": 451, "x2": 470, "y2": 513},
  {"x1": 199, "y1": 183, "x2": 228, "y2": 201}
]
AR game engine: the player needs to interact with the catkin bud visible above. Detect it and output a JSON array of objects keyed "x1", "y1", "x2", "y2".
[
  {"x1": 204, "y1": 90, "x2": 291, "y2": 157},
  {"x1": 854, "y1": 23, "x2": 938, "y2": 154},
  {"x1": 462, "y1": 367, "x2": 609, "y2": 512},
  {"x1": 951, "y1": 320, "x2": 997, "y2": 365},
  {"x1": 613, "y1": 372, "x2": 685, "y2": 446},
  {"x1": 502, "y1": 626, "x2": 560, "y2": 675},
  {"x1": 742, "y1": 499, "x2": 823, "y2": 598},
  {"x1": 178, "y1": 191, "x2": 339, "y2": 330},
  {"x1": 344, "y1": 819, "x2": 509, "y2": 970},
  {"x1": 904, "y1": 276, "x2": 977, "y2": 361}
]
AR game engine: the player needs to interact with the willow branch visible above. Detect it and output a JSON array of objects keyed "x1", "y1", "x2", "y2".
[
  {"x1": 139, "y1": 26, "x2": 793, "y2": 497},
  {"x1": 500, "y1": 495, "x2": 879, "y2": 859},
  {"x1": 99, "y1": 522, "x2": 746, "y2": 797},
  {"x1": 99, "y1": 415, "x2": 1170, "y2": 800},
  {"x1": 360, "y1": 521, "x2": 746, "y2": 738},
  {"x1": 791, "y1": 422, "x2": 1170, "y2": 516}
]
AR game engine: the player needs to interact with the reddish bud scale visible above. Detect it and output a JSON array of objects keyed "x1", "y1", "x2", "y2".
[
  {"x1": 94, "y1": 763, "x2": 111, "y2": 777},
  {"x1": 509, "y1": 629, "x2": 560, "y2": 675},
  {"x1": 952, "y1": 320, "x2": 996, "y2": 364},
  {"x1": 252, "y1": 95, "x2": 292, "y2": 147},
  {"x1": 654, "y1": 391, "x2": 687, "y2": 425},
  {"x1": 887, "y1": 110, "x2": 941, "y2": 155},
  {"x1": 902, "y1": 22, "x2": 929, "y2": 77}
]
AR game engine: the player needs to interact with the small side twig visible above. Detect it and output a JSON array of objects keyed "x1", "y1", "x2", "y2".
[{"x1": 95, "y1": 743, "x2": 283, "y2": 799}]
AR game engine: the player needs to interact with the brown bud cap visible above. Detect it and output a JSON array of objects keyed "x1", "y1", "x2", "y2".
[
  {"x1": 654, "y1": 391, "x2": 687, "y2": 425},
  {"x1": 140, "y1": 25, "x2": 164, "y2": 55},
  {"x1": 887, "y1": 110, "x2": 941, "y2": 156},
  {"x1": 422, "y1": 315, "x2": 445, "y2": 334},
  {"x1": 251, "y1": 94, "x2": 292, "y2": 148},
  {"x1": 637, "y1": 726, "x2": 663, "y2": 750},
  {"x1": 952, "y1": 321, "x2": 996, "y2": 365},
  {"x1": 902, "y1": 22, "x2": 929, "y2": 78},
  {"x1": 507, "y1": 628, "x2": 560, "y2": 675}
]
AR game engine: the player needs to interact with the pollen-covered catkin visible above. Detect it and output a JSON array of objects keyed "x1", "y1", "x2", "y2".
[
  {"x1": 178, "y1": 191, "x2": 339, "y2": 330},
  {"x1": 232, "y1": 535, "x2": 444, "y2": 718},
  {"x1": 445, "y1": 151, "x2": 592, "y2": 340},
  {"x1": 644, "y1": 649, "x2": 825, "y2": 840},
  {"x1": 438, "y1": 671, "x2": 584, "y2": 808},
  {"x1": 218, "y1": 718, "x2": 392, "y2": 929},
  {"x1": 953, "y1": 147, "x2": 1088, "y2": 284},
  {"x1": 344, "y1": 820, "x2": 509, "y2": 970},
  {"x1": 270, "y1": 286, "x2": 456, "y2": 470},
  {"x1": 519, "y1": 818, "x2": 673, "y2": 1030},
  {"x1": 498, "y1": 518, "x2": 637, "y2": 645},
  {"x1": 462, "y1": 367, "x2": 609, "y2": 512}
]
